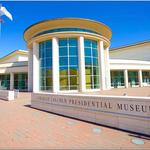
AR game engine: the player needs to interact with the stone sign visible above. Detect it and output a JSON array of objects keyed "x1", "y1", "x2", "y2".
[{"x1": 32, "y1": 93, "x2": 150, "y2": 135}]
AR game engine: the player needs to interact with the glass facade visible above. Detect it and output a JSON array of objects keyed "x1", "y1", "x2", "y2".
[
  {"x1": 0, "y1": 74, "x2": 10, "y2": 90},
  {"x1": 128, "y1": 71, "x2": 139, "y2": 86},
  {"x1": 39, "y1": 40, "x2": 52, "y2": 91},
  {"x1": 34, "y1": 28, "x2": 100, "y2": 38},
  {"x1": 111, "y1": 71, "x2": 124, "y2": 88},
  {"x1": 142, "y1": 71, "x2": 150, "y2": 85},
  {"x1": 84, "y1": 39, "x2": 99, "y2": 89},
  {"x1": 59, "y1": 38, "x2": 79, "y2": 90},
  {"x1": 14, "y1": 73, "x2": 28, "y2": 90}
]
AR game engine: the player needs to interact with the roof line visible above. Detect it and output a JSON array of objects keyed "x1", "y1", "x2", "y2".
[
  {"x1": 23, "y1": 17, "x2": 112, "y2": 36},
  {"x1": 110, "y1": 40, "x2": 150, "y2": 51},
  {"x1": 0, "y1": 49, "x2": 27, "y2": 60}
]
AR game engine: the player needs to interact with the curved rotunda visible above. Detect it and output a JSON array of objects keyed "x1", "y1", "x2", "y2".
[{"x1": 24, "y1": 18, "x2": 112, "y2": 93}]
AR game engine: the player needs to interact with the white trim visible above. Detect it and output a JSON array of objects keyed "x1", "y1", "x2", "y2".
[
  {"x1": 124, "y1": 69, "x2": 128, "y2": 88},
  {"x1": 10, "y1": 72, "x2": 14, "y2": 90},
  {"x1": 52, "y1": 37, "x2": 59, "y2": 93},
  {"x1": 99, "y1": 41, "x2": 106, "y2": 90},
  {"x1": 138, "y1": 70, "x2": 143, "y2": 87},
  {"x1": 78, "y1": 36, "x2": 86, "y2": 92},
  {"x1": 33, "y1": 42, "x2": 39, "y2": 92}
]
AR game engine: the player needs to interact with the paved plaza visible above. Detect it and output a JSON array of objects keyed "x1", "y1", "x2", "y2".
[
  {"x1": 86, "y1": 86, "x2": 150, "y2": 97},
  {"x1": 0, "y1": 89, "x2": 150, "y2": 149}
]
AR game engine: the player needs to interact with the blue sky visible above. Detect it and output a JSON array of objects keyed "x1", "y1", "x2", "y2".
[{"x1": 0, "y1": 1, "x2": 150, "y2": 57}]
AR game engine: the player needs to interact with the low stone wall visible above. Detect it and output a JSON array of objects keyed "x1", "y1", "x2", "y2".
[
  {"x1": 31, "y1": 93, "x2": 150, "y2": 135},
  {"x1": 0, "y1": 90, "x2": 15, "y2": 101}
]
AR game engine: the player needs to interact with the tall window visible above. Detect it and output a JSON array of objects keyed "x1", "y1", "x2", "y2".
[
  {"x1": 84, "y1": 39, "x2": 99, "y2": 89},
  {"x1": 59, "y1": 38, "x2": 79, "y2": 90},
  {"x1": 14, "y1": 73, "x2": 28, "y2": 90},
  {"x1": 128, "y1": 71, "x2": 139, "y2": 86},
  {"x1": 0, "y1": 74, "x2": 10, "y2": 90},
  {"x1": 142, "y1": 71, "x2": 150, "y2": 85},
  {"x1": 39, "y1": 40, "x2": 52, "y2": 91},
  {"x1": 111, "y1": 71, "x2": 124, "y2": 88}
]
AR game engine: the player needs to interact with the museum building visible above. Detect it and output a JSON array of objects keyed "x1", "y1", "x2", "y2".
[{"x1": 0, "y1": 18, "x2": 150, "y2": 92}]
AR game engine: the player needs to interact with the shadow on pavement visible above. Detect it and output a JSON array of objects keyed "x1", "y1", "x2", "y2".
[{"x1": 24, "y1": 104, "x2": 150, "y2": 139}]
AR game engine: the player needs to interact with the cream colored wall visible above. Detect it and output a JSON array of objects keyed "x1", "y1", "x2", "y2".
[
  {"x1": 110, "y1": 43, "x2": 150, "y2": 61},
  {"x1": 18, "y1": 55, "x2": 28, "y2": 62},
  {"x1": 2, "y1": 54, "x2": 28, "y2": 63},
  {"x1": 2, "y1": 55, "x2": 20, "y2": 63},
  {"x1": 0, "y1": 62, "x2": 28, "y2": 74},
  {"x1": 110, "y1": 59, "x2": 150, "y2": 70}
]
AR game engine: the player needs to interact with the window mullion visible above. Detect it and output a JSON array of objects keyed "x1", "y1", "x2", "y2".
[
  {"x1": 91, "y1": 42, "x2": 94, "y2": 89},
  {"x1": 68, "y1": 38, "x2": 70, "y2": 90}
]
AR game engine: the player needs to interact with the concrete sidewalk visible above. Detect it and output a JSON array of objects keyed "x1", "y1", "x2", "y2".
[{"x1": 0, "y1": 92, "x2": 150, "y2": 149}]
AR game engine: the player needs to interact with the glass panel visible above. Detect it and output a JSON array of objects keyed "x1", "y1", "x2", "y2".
[
  {"x1": 70, "y1": 85, "x2": 77, "y2": 90},
  {"x1": 46, "y1": 48, "x2": 52, "y2": 58},
  {"x1": 69, "y1": 38, "x2": 77, "y2": 46},
  {"x1": 45, "y1": 40, "x2": 52, "y2": 49},
  {"x1": 46, "y1": 77, "x2": 52, "y2": 86},
  {"x1": 69, "y1": 67, "x2": 78, "y2": 76},
  {"x1": 85, "y1": 57, "x2": 92, "y2": 66},
  {"x1": 39, "y1": 40, "x2": 52, "y2": 91},
  {"x1": 41, "y1": 69, "x2": 46, "y2": 77},
  {"x1": 69, "y1": 47, "x2": 78, "y2": 56},
  {"x1": 59, "y1": 57, "x2": 68, "y2": 66},
  {"x1": 60, "y1": 67, "x2": 68, "y2": 76},
  {"x1": 92, "y1": 49, "x2": 98, "y2": 57},
  {"x1": 59, "y1": 47, "x2": 68, "y2": 56},
  {"x1": 85, "y1": 48, "x2": 91, "y2": 56},
  {"x1": 59, "y1": 38, "x2": 67, "y2": 47},
  {"x1": 84, "y1": 38, "x2": 99, "y2": 89},
  {"x1": 93, "y1": 76, "x2": 99, "y2": 85},
  {"x1": 85, "y1": 66, "x2": 92, "y2": 75},
  {"x1": 60, "y1": 77, "x2": 68, "y2": 87},
  {"x1": 86, "y1": 75, "x2": 92, "y2": 84},
  {"x1": 46, "y1": 69, "x2": 52, "y2": 77},
  {"x1": 128, "y1": 71, "x2": 139, "y2": 86},
  {"x1": 92, "y1": 41, "x2": 97, "y2": 49},
  {"x1": 93, "y1": 67, "x2": 99, "y2": 75},
  {"x1": 84, "y1": 39, "x2": 91, "y2": 47},
  {"x1": 93, "y1": 58, "x2": 98, "y2": 66},
  {"x1": 111, "y1": 71, "x2": 124, "y2": 87},
  {"x1": 35, "y1": 28, "x2": 100, "y2": 37},
  {"x1": 0, "y1": 74, "x2": 10, "y2": 90},
  {"x1": 59, "y1": 38, "x2": 79, "y2": 91},
  {"x1": 70, "y1": 76, "x2": 77, "y2": 86},
  {"x1": 69, "y1": 57, "x2": 78, "y2": 66},
  {"x1": 14, "y1": 73, "x2": 28, "y2": 90},
  {"x1": 142, "y1": 71, "x2": 150, "y2": 84},
  {"x1": 46, "y1": 58, "x2": 52, "y2": 67},
  {"x1": 40, "y1": 58, "x2": 45, "y2": 67}
]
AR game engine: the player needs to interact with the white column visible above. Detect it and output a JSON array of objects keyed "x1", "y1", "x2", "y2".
[
  {"x1": 124, "y1": 69, "x2": 128, "y2": 88},
  {"x1": 52, "y1": 37, "x2": 59, "y2": 93},
  {"x1": 28, "y1": 49, "x2": 33, "y2": 92},
  {"x1": 33, "y1": 42, "x2": 39, "y2": 92},
  {"x1": 105, "y1": 47, "x2": 111, "y2": 89},
  {"x1": 99, "y1": 41, "x2": 106, "y2": 90},
  {"x1": 138, "y1": 70, "x2": 143, "y2": 87},
  {"x1": 78, "y1": 36, "x2": 86, "y2": 92},
  {"x1": 10, "y1": 72, "x2": 14, "y2": 90}
]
